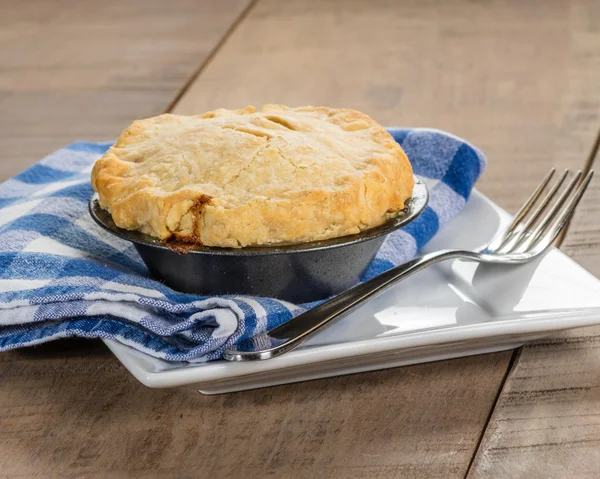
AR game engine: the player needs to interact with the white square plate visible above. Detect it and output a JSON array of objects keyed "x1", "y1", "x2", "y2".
[{"x1": 104, "y1": 190, "x2": 600, "y2": 394}]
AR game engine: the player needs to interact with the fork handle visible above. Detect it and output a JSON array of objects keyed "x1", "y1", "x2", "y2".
[{"x1": 223, "y1": 249, "x2": 474, "y2": 361}]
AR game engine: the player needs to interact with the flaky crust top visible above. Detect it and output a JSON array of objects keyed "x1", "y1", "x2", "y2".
[{"x1": 91, "y1": 105, "x2": 414, "y2": 247}]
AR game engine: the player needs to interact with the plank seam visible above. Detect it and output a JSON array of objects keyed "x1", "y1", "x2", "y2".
[
  {"x1": 164, "y1": 0, "x2": 258, "y2": 114},
  {"x1": 464, "y1": 348, "x2": 521, "y2": 478},
  {"x1": 466, "y1": 125, "x2": 600, "y2": 476},
  {"x1": 556, "y1": 125, "x2": 600, "y2": 246}
]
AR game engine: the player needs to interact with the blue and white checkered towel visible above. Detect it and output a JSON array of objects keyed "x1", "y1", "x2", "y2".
[{"x1": 0, "y1": 128, "x2": 485, "y2": 362}]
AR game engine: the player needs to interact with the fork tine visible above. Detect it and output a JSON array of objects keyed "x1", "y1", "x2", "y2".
[
  {"x1": 513, "y1": 170, "x2": 583, "y2": 253},
  {"x1": 486, "y1": 168, "x2": 556, "y2": 251},
  {"x1": 494, "y1": 169, "x2": 569, "y2": 253},
  {"x1": 527, "y1": 170, "x2": 594, "y2": 253}
]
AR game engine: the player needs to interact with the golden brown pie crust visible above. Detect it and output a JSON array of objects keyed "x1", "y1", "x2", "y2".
[{"x1": 91, "y1": 105, "x2": 414, "y2": 248}]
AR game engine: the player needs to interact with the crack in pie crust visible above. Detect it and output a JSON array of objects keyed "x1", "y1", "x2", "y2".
[{"x1": 91, "y1": 105, "x2": 414, "y2": 248}]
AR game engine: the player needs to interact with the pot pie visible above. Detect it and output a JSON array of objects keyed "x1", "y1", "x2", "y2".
[{"x1": 91, "y1": 105, "x2": 414, "y2": 248}]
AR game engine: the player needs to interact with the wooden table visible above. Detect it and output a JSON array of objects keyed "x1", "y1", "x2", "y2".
[{"x1": 1, "y1": 0, "x2": 600, "y2": 477}]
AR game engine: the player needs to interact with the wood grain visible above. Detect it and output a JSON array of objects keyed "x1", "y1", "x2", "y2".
[
  {"x1": 0, "y1": 0, "x2": 251, "y2": 182},
  {"x1": 466, "y1": 2, "x2": 600, "y2": 473},
  {"x1": 171, "y1": 0, "x2": 600, "y2": 477},
  {"x1": 0, "y1": 343, "x2": 511, "y2": 478},
  {"x1": 1, "y1": 0, "x2": 600, "y2": 477},
  {"x1": 174, "y1": 0, "x2": 600, "y2": 214},
  {"x1": 467, "y1": 156, "x2": 600, "y2": 477}
]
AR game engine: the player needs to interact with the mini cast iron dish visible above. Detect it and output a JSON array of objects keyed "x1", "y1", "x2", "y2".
[{"x1": 89, "y1": 177, "x2": 428, "y2": 303}]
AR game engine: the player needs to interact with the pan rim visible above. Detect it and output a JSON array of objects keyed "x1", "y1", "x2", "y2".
[{"x1": 88, "y1": 175, "x2": 428, "y2": 257}]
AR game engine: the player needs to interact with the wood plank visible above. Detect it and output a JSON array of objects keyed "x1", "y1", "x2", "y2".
[
  {"x1": 1, "y1": 0, "x2": 600, "y2": 478},
  {"x1": 0, "y1": 0, "x2": 251, "y2": 181},
  {"x1": 562, "y1": 134, "x2": 600, "y2": 274},
  {"x1": 467, "y1": 2, "x2": 600, "y2": 472},
  {"x1": 0, "y1": 343, "x2": 510, "y2": 478},
  {"x1": 174, "y1": 0, "x2": 600, "y2": 214},
  {"x1": 467, "y1": 154, "x2": 600, "y2": 476},
  {"x1": 172, "y1": 0, "x2": 600, "y2": 477}
]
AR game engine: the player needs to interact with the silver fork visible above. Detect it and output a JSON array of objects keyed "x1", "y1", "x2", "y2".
[{"x1": 224, "y1": 169, "x2": 594, "y2": 361}]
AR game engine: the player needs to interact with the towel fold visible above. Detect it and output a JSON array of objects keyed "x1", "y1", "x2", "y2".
[{"x1": 0, "y1": 128, "x2": 485, "y2": 362}]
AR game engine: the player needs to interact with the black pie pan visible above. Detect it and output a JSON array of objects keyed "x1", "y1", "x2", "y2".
[{"x1": 88, "y1": 177, "x2": 428, "y2": 303}]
